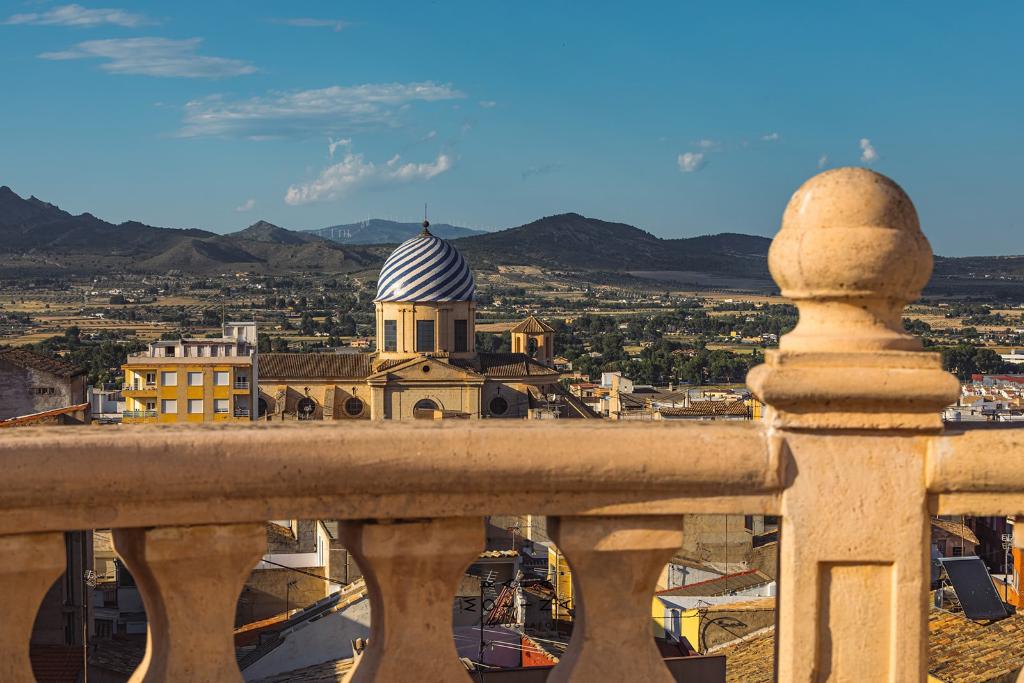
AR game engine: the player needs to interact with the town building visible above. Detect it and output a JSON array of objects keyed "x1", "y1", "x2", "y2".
[
  {"x1": 256, "y1": 223, "x2": 594, "y2": 420},
  {"x1": 0, "y1": 347, "x2": 88, "y2": 424},
  {"x1": 121, "y1": 321, "x2": 257, "y2": 424}
]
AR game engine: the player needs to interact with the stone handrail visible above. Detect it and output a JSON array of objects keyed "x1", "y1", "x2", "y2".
[{"x1": 1, "y1": 168, "x2": 1021, "y2": 683}]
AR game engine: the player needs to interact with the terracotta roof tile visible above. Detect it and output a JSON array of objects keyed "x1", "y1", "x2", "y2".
[
  {"x1": 714, "y1": 609, "x2": 1024, "y2": 683},
  {"x1": 656, "y1": 569, "x2": 773, "y2": 597},
  {"x1": 931, "y1": 518, "x2": 981, "y2": 546},
  {"x1": 509, "y1": 315, "x2": 555, "y2": 334},
  {"x1": 259, "y1": 353, "x2": 371, "y2": 380},
  {"x1": 0, "y1": 347, "x2": 85, "y2": 378},
  {"x1": 658, "y1": 400, "x2": 750, "y2": 418},
  {"x1": 457, "y1": 352, "x2": 560, "y2": 378}
]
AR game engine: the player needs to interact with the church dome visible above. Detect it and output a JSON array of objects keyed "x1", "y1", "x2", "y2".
[{"x1": 374, "y1": 223, "x2": 475, "y2": 302}]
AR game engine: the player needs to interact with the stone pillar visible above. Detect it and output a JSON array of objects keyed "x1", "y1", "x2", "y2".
[
  {"x1": 547, "y1": 516, "x2": 683, "y2": 683},
  {"x1": 340, "y1": 517, "x2": 483, "y2": 682},
  {"x1": 113, "y1": 523, "x2": 265, "y2": 682},
  {"x1": 0, "y1": 532, "x2": 66, "y2": 683},
  {"x1": 747, "y1": 168, "x2": 959, "y2": 681}
]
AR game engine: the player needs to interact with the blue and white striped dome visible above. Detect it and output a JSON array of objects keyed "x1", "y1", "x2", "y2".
[{"x1": 374, "y1": 226, "x2": 475, "y2": 302}]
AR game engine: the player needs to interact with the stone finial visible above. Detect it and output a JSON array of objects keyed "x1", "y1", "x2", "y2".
[
  {"x1": 747, "y1": 168, "x2": 959, "y2": 430},
  {"x1": 770, "y1": 167, "x2": 932, "y2": 352}
]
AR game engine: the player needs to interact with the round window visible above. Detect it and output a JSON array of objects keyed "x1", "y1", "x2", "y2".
[
  {"x1": 344, "y1": 397, "x2": 364, "y2": 417},
  {"x1": 489, "y1": 396, "x2": 509, "y2": 416},
  {"x1": 296, "y1": 397, "x2": 317, "y2": 420}
]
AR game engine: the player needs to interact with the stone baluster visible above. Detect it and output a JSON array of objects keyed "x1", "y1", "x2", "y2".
[
  {"x1": 0, "y1": 532, "x2": 67, "y2": 683},
  {"x1": 747, "y1": 168, "x2": 960, "y2": 681},
  {"x1": 113, "y1": 523, "x2": 265, "y2": 682},
  {"x1": 340, "y1": 517, "x2": 484, "y2": 683},
  {"x1": 546, "y1": 515, "x2": 683, "y2": 683}
]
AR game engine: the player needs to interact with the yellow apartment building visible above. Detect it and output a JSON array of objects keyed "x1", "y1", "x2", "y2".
[{"x1": 121, "y1": 322, "x2": 257, "y2": 424}]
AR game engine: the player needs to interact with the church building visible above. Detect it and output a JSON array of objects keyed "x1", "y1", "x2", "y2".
[{"x1": 258, "y1": 221, "x2": 596, "y2": 420}]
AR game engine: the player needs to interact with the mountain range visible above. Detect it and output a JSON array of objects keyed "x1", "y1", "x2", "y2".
[
  {"x1": 0, "y1": 185, "x2": 1021, "y2": 295},
  {"x1": 306, "y1": 218, "x2": 484, "y2": 244}
]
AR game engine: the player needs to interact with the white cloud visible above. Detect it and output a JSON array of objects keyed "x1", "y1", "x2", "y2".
[
  {"x1": 39, "y1": 37, "x2": 256, "y2": 78},
  {"x1": 3, "y1": 4, "x2": 153, "y2": 27},
  {"x1": 761, "y1": 132, "x2": 780, "y2": 142},
  {"x1": 273, "y1": 17, "x2": 348, "y2": 32},
  {"x1": 859, "y1": 138, "x2": 878, "y2": 163},
  {"x1": 235, "y1": 198, "x2": 255, "y2": 212},
  {"x1": 677, "y1": 151, "x2": 706, "y2": 173},
  {"x1": 178, "y1": 82, "x2": 465, "y2": 138},
  {"x1": 696, "y1": 138, "x2": 718, "y2": 149},
  {"x1": 285, "y1": 150, "x2": 452, "y2": 205},
  {"x1": 328, "y1": 137, "x2": 351, "y2": 158},
  {"x1": 479, "y1": 100, "x2": 497, "y2": 108},
  {"x1": 818, "y1": 154, "x2": 829, "y2": 169}
]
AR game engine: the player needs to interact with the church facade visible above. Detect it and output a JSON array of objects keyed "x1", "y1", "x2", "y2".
[{"x1": 258, "y1": 222, "x2": 595, "y2": 421}]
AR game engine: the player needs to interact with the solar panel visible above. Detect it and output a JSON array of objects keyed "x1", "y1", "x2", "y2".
[{"x1": 940, "y1": 556, "x2": 1008, "y2": 621}]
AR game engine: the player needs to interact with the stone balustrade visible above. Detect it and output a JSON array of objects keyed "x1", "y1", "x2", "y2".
[{"x1": 0, "y1": 168, "x2": 1020, "y2": 682}]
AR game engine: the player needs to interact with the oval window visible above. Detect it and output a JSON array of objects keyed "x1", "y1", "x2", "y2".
[
  {"x1": 297, "y1": 397, "x2": 317, "y2": 420},
  {"x1": 489, "y1": 396, "x2": 509, "y2": 416},
  {"x1": 344, "y1": 397, "x2": 365, "y2": 417}
]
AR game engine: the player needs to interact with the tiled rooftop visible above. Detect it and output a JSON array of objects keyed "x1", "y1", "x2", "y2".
[{"x1": 259, "y1": 352, "x2": 372, "y2": 380}]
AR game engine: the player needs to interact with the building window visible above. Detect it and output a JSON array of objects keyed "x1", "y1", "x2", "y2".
[
  {"x1": 528, "y1": 337, "x2": 538, "y2": 357},
  {"x1": 414, "y1": 398, "x2": 439, "y2": 418},
  {"x1": 188, "y1": 399, "x2": 203, "y2": 414},
  {"x1": 214, "y1": 371, "x2": 229, "y2": 386},
  {"x1": 454, "y1": 319, "x2": 468, "y2": 352},
  {"x1": 344, "y1": 397, "x2": 365, "y2": 417},
  {"x1": 416, "y1": 320, "x2": 435, "y2": 352},
  {"x1": 145, "y1": 401, "x2": 156, "y2": 411},
  {"x1": 145, "y1": 372, "x2": 156, "y2": 386},
  {"x1": 214, "y1": 399, "x2": 229, "y2": 414},
  {"x1": 165, "y1": 346, "x2": 175, "y2": 357},
  {"x1": 160, "y1": 371, "x2": 177, "y2": 387},
  {"x1": 489, "y1": 396, "x2": 509, "y2": 416},
  {"x1": 297, "y1": 397, "x2": 317, "y2": 420},
  {"x1": 94, "y1": 619, "x2": 113, "y2": 639},
  {"x1": 188, "y1": 371, "x2": 203, "y2": 386},
  {"x1": 383, "y1": 320, "x2": 397, "y2": 352},
  {"x1": 161, "y1": 399, "x2": 177, "y2": 414},
  {"x1": 952, "y1": 545, "x2": 964, "y2": 557}
]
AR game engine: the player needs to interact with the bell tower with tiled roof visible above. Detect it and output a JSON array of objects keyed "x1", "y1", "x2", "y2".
[{"x1": 510, "y1": 315, "x2": 555, "y2": 367}]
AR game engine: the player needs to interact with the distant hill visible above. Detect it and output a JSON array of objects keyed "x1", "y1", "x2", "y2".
[
  {"x1": 0, "y1": 185, "x2": 212, "y2": 255},
  {"x1": 4, "y1": 187, "x2": 1023, "y2": 294},
  {"x1": 307, "y1": 218, "x2": 484, "y2": 244},
  {"x1": 452, "y1": 212, "x2": 773, "y2": 276},
  {"x1": 134, "y1": 221, "x2": 378, "y2": 275},
  {"x1": 0, "y1": 187, "x2": 378, "y2": 276}
]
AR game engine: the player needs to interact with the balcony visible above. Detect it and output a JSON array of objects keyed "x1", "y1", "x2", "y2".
[
  {"x1": 233, "y1": 380, "x2": 250, "y2": 390},
  {"x1": 122, "y1": 382, "x2": 157, "y2": 394},
  {"x1": 233, "y1": 407, "x2": 250, "y2": 418},
  {"x1": 121, "y1": 409, "x2": 157, "y2": 418},
  {"x1": 0, "y1": 168, "x2": 1018, "y2": 682}
]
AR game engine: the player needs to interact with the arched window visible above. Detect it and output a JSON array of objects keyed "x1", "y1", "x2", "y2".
[
  {"x1": 413, "y1": 398, "x2": 439, "y2": 418},
  {"x1": 527, "y1": 337, "x2": 538, "y2": 357},
  {"x1": 344, "y1": 397, "x2": 365, "y2": 417}
]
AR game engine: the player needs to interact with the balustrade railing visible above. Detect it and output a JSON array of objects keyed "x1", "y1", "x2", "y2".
[{"x1": 1, "y1": 168, "x2": 1019, "y2": 682}]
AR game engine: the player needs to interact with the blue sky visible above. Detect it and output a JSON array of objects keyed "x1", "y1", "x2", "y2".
[{"x1": 0, "y1": 1, "x2": 1021, "y2": 255}]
